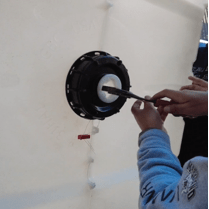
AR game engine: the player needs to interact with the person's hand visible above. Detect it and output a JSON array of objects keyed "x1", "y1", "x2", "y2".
[
  {"x1": 180, "y1": 76, "x2": 208, "y2": 91},
  {"x1": 151, "y1": 89, "x2": 208, "y2": 117},
  {"x1": 131, "y1": 96, "x2": 167, "y2": 133}
]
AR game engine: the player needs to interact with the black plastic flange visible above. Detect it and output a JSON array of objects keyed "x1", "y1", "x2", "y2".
[{"x1": 65, "y1": 51, "x2": 130, "y2": 120}]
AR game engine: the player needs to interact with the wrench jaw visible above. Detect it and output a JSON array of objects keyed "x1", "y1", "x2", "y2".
[
  {"x1": 102, "y1": 86, "x2": 156, "y2": 103},
  {"x1": 102, "y1": 86, "x2": 131, "y2": 98}
]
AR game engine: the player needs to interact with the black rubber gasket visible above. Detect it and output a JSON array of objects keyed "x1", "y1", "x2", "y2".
[{"x1": 65, "y1": 51, "x2": 130, "y2": 120}]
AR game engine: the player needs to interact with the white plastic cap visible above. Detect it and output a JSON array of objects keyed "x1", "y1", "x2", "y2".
[{"x1": 97, "y1": 74, "x2": 122, "y2": 103}]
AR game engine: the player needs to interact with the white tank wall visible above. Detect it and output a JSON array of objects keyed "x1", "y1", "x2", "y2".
[{"x1": 0, "y1": 0, "x2": 206, "y2": 208}]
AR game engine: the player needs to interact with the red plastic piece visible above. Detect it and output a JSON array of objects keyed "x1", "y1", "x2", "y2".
[{"x1": 78, "y1": 134, "x2": 90, "y2": 140}]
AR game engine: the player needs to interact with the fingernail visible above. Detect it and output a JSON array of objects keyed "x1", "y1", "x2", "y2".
[
  {"x1": 145, "y1": 95, "x2": 151, "y2": 100},
  {"x1": 134, "y1": 103, "x2": 140, "y2": 109},
  {"x1": 164, "y1": 106, "x2": 170, "y2": 113}
]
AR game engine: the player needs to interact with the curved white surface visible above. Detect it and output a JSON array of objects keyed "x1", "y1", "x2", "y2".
[
  {"x1": 0, "y1": 0, "x2": 206, "y2": 208},
  {"x1": 97, "y1": 74, "x2": 122, "y2": 103}
]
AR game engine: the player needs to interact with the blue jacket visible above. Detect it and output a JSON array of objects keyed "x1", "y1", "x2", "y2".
[{"x1": 137, "y1": 129, "x2": 208, "y2": 209}]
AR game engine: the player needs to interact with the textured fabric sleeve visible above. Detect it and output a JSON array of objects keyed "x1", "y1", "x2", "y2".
[{"x1": 137, "y1": 129, "x2": 208, "y2": 209}]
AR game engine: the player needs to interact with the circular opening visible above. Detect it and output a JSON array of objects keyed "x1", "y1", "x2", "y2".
[
  {"x1": 97, "y1": 74, "x2": 122, "y2": 103},
  {"x1": 66, "y1": 50, "x2": 130, "y2": 120}
]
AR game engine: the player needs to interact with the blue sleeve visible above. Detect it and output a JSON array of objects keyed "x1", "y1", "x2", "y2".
[
  {"x1": 137, "y1": 129, "x2": 208, "y2": 209},
  {"x1": 137, "y1": 129, "x2": 182, "y2": 208}
]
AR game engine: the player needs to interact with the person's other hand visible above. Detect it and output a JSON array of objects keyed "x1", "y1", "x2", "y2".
[
  {"x1": 180, "y1": 76, "x2": 208, "y2": 91},
  {"x1": 151, "y1": 89, "x2": 208, "y2": 117},
  {"x1": 131, "y1": 96, "x2": 167, "y2": 133}
]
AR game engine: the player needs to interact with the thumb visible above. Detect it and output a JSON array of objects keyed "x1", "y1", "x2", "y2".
[
  {"x1": 131, "y1": 100, "x2": 142, "y2": 114},
  {"x1": 180, "y1": 85, "x2": 194, "y2": 91},
  {"x1": 144, "y1": 95, "x2": 154, "y2": 109}
]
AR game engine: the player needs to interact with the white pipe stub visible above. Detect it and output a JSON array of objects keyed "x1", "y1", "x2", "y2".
[{"x1": 97, "y1": 74, "x2": 122, "y2": 103}]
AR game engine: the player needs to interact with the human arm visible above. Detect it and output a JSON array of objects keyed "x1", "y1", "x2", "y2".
[
  {"x1": 151, "y1": 90, "x2": 208, "y2": 117},
  {"x1": 137, "y1": 129, "x2": 208, "y2": 209},
  {"x1": 180, "y1": 76, "x2": 208, "y2": 91},
  {"x1": 131, "y1": 99, "x2": 208, "y2": 208}
]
